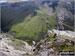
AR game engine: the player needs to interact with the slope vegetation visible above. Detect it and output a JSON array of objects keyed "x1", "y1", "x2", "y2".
[{"x1": 10, "y1": 13, "x2": 57, "y2": 41}]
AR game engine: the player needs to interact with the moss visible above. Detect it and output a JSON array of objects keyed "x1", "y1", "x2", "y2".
[
  {"x1": 37, "y1": 41, "x2": 44, "y2": 48},
  {"x1": 11, "y1": 40, "x2": 25, "y2": 45},
  {"x1": 51, "y1": 42, "x2": 74, "y2": 51},
  {"x1": 50, "y1": 33, "x2": 55, "y2": 38},
  {"x1": 36, "y1": 41, "x2": 44, "y2": 49},
  {"x1": 48, "y1": 33, "x2": 55, "y2": 42},
  {"x1": 48, "y1": 38, "x2": 54, "y2": 42},
  {"x1": 26, "y1": 40, "x2": 33, "y2": 46},
  {"x1": 56, "y1": 44, "x2": 74, "y2": 51},
  {"x1": 62, "y1": 45, "x2": 74, "y2": 51},
  {"x1": 39, "y1": 41, "x2": 44, "y2": 45}
]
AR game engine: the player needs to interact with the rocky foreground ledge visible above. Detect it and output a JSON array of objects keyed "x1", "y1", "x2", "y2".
[
  {"x1": 0, "y1": 29, "x2": 75, "y2": 56},
  {"x1": 0, "y1": 34, "x2": 35, "y2": 56},
  {"x1": 48, "y1": 29, "x2": 75, "y2": 42}
]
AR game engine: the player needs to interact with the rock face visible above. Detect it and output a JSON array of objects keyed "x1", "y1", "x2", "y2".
[
  {"x1": 48, "y1": 29, "x2": 75, "y2": 39},
  {"x1": 0, "y1": 34, "x2": 34, "y2": 56},
  {"x1": 56, "y1": 8, "x2": 65, "y2": 30},
  {"x1": 34, "y1": 29, "x2": 75, "y2": 56},
  {"x1": 0, "y1": 29, "x2": 75, "y2": 56}
]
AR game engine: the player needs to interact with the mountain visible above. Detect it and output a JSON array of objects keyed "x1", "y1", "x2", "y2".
[
  {"x1": 1, "y1": 0, "x2": 74, "y2": 41},
  {"x1": 10, "y1": 13, "x2": 57, "y2": 41},
  {"x1": 1, "y1": 1, "x2": 38, "y2": 32}
]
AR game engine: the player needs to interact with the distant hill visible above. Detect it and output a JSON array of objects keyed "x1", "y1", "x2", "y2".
[
  {"x1": 1, "y1": 1, "x2": 38, "y2": 32},
  {"x1": 1, "y1": 0, "x2": 74, "y2": 41}
]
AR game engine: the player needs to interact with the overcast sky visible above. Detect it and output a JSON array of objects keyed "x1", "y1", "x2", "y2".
[
  {"x1": 0, "y1": 0, "x2": 7, "y2": 3},
  {"x1": 0, "y1": 0, "x2": 29, "y2": 3}
]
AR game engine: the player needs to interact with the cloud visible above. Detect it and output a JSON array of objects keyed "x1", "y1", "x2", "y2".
[
  {"x1": 0, "y1": 0, "x2": 7, "y2": 3},
  {"x1": 21, "y1": 0, "x2": 28, "y2": 1},
  {"x1": 0, "y1": 0, "x2": 29, "y2": 3}
]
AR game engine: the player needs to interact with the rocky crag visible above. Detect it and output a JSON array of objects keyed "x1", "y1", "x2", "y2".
[
  {"x1": 0, "y1": 34, "x2": 35, "y2": 56},
  {"x1": 0, "y1": 29, "x2": 75, "y2": 56}
]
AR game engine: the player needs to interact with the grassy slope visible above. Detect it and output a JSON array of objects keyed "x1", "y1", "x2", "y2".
[
  {"x1": 63, "y1": 23, "x2": 74, "y2": 30},
  {"x1": 10, "y1": 14, "x2": 57, "y2": 41},
  {"x1": 1, "y1": 2, "x2": 37, "y2": 32}
]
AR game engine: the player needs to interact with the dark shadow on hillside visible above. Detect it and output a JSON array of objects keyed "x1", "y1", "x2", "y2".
[{"x1": 1, "y1": 1, "x2": 38, "y2": 32}]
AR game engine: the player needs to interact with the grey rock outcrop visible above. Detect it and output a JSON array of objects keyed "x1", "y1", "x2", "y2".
[
  {"x1": 0, "y1": 29, "x2": 75, "y2": 56},
  {"x1": 35, "y1": 29, "x2": 75, "y2": 56},
  {"x1": 48, "y1": 29, "x2": 75, "y2": 39},
  {"x1": 0, "y1": 34, "x2": 34, "y2": 56}
]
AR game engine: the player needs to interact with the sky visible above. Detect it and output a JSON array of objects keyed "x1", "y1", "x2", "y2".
[
  {"x1": 0, "y1": 0, "x2": 7, "y2": 3},
  {"x1": 0, "y1": 0, "x2": 28, "y2": 3}
]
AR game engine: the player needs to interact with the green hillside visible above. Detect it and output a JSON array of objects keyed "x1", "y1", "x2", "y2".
[
  {"x1": 1, "y1": 0, "x2": 74, "y2": 41},
  {"x1": 9, "y1": 11, "x2": 57, "y2": 41},
  {"x1": 1, "y1": 2, "x2": 38, "y2": 32}
]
